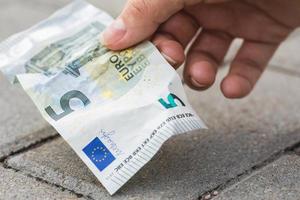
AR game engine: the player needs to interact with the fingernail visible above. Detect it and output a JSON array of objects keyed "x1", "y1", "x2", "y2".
[
  {"x1": 191, "y1": 77, "x2": 206, "y2": 88},
  {"x1": 161, "y1": 53, "x2": 177, "y2": 65},
  {"x1": 99, "y1": 18, "x2": 126, "y2": 46}
]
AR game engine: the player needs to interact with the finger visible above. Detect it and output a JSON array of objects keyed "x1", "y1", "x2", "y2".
[
  {"x1": 205, "y1": 0, "x2": 232, "y2": 3},
  {"x1": 152, "y1": 11, "x2": 199, "y2": 68},
  {"x1": 185, "y1": 2, "x2": 291, "y2": 44},
  {"x1": 184, "y1": 30, "x2": 233, "y2": 90},
  {"x1": 99, "y1": 0, "x2": 230, "y2": 50},
  {"x1": 100, "y1": 0, "x2": 234, "y2": 50},
  {"x1": 152, "y1": 33, "x2": 185, "y2": 69},
  {"x1": 158, "y1": 11, "x2": 199, "y2": 47},
  {"x1": 99, "y1": 0, "x2": 186, "y2": 50},
  {"x1": 221, "y1": 41, "x2": 279, "y2": 98}
]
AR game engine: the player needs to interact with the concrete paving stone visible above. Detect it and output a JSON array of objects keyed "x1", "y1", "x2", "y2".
[
  {"x1": 224, "y1": 29, "x2": 300, "y2": 74},
  {"x1": 6, "y1": 69, "x2": 300, "y2": 200},
  {"x1": 0, "y1": 74, "x2": 56, "y2": 159},
  {"x1": 0, "y1": 0, "x2": 124, "y2": 36},
  {"x1": 295, "y1": 147, "x2": 300, "y2": 155},
  {"x1": 0, "y1": 164, "x2": 81, "y2": 200},
  {"x1": 270, "y1": 29, "x2": 300, "y2": 74},
  {"x1": 0, "y1": 0, "x2": 125, "y2": 41},
  {"x1": 0, "y1": 0, "x2": 69, "y2": 40},
  {"x1": 0, "y1": 1, "x2": 73, "y2": 159},
  {"x1": 6, "y1": 138, "x2": 112, "y2": 200},
  {"x1": 213, "y1": 155, "x2": 300, "y2": 200}
]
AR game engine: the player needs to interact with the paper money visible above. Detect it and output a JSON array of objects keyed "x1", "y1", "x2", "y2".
[
  {"x1": 0, "y1": 0, "x2": 206, "y2": 195},
  {"x1": 25, "y1": 22, "x2": 106, "y2": 77}
]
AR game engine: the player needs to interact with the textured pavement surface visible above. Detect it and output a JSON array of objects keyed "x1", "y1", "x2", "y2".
[
  {"x1": 0, "y1": 164, "x2": 80, "y2": 199},
  {"x1": 214, "y1": 155, "x2": 300, "y2": 200},
  {"x1": 6, "y1": 70, "x2": 300, "y2": 200},
  {"x1": 1, "y1": 1, "x2": 300, "y2": 200},
  {"x1": 0, "y1": 73, "x2": 56, "y2": 160},
  {"x1": 224, "y1": 29, "x2": 300, "y2": 75}
]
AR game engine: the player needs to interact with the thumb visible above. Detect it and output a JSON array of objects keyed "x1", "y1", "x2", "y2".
[{"x1": 99, "y1": 0, "x2": 187, "y2": 50}]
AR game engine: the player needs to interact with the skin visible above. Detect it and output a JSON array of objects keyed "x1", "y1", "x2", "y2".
[{"x1": 100, "y1": 0, "x2": 300, "y2": 98}]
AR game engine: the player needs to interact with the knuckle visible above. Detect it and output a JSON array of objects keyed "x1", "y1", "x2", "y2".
[
  {"x1": 270, "y1": 26, "x2": 292, "y2": 42},
  {"x1": 126, "y1": 0, "x2": 185, "y2": 24},
  {"x1": 127, "y1": 0, "x2": 151, "y2": 18},
  {"x1": 235, "y1": 58, "x2": 264, "y2": 75}
]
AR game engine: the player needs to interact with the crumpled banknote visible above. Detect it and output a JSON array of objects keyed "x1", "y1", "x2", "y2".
[{"x1": 0, "y1": 0, "x2": 206, "y2": 195}]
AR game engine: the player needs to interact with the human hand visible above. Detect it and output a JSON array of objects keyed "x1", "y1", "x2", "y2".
[{"x1": 100, "y1": 0, "x2": 300, "y2": 98}]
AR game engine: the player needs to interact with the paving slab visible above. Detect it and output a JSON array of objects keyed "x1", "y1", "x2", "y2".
[
  {"x1": 6, "y1": 69, "x2": 300, "y2": 200},
  {"x1": 0, "y1": 0, "x2": 71, "y2": 159},
  {"x1": 213, "y1": 155, "x2": 300, "y2": 200},
  {"x1": 0, "y1": 0, "x2": 69, "y2": 40},
  {"x1": 0, "y1": 164, "x2": 81, "y2": 200},
  {"x1": 270, "y1": 29, "x2": 300, "y2": 74},
  {"x1": 295, "y1": 147, "x2": 300, "y2": 155},
  {"x1": 0, "y1": 0, "x2": 125, "y2": 41},
  {"x1": 0, "y1": 73, "x2": 56, "y2": 160},
  {"x1": 6, "y1": 138, "x2": 112, "y2": 200},
  {"x1": 224, "y1": 29, "x2": 300, "y2": 75}
]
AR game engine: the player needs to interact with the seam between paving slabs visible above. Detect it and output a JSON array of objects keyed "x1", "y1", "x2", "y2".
[
  {"x1": 0, "y1": 128, "x2": 59, "y2": 162},
  {"x1": 1, "y1": 66, "x2": 299, "y2": 199},
  {"x1": 198, "y1": 131, "x2": 300, "y2": 200},
  {"x1": 1, "y1": 135, "x2": 92, "y2": 199},
  {"x1": 0, "y1": 128, "x2": 91, "y2": 199},
  {"x1": 2, "y1": 161, "x2": 89, "y2": 199},
  {"x1": 269, "y1": 65, "x2": 300, "y2": 78},
  {"x1": 221, "y1": 62, "x2": 300, "y2": 78}
]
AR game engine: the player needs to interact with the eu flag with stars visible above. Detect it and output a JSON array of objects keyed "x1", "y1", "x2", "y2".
[{"x1": 83, "y1": 137, "x2": 115, "y2": 172}]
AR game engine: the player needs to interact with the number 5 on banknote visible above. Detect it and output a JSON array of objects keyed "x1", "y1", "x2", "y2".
[{"x1": 45, "y1": 90, "x2": 91, "y2": 121}]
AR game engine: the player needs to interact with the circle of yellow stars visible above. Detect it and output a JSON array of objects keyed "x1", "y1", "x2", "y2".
[{"x1": 91, "y1": 146, "x2": 108, "y2": 163}]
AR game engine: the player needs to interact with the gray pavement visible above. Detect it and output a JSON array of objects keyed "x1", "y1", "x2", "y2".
[
  {"x1": 270, "y1": 30, "x2": 300, "y2": 74},
  {"x1": 1, "y1": 0, "x2": 300, "y2": 200},
  {"x1": 0, "y1": 73, "x2": 56, "y2": 160},
  {"x1": 0, "y1": 0, "x2": 68, "y2": 160},
  {"x1": 0, "y1": 164, "x2": 80, "y2": 200},
  {"x1": 213, "y1": 155, "x2": 300, "y2": 200},
  {"x1": 225, "y1": 29, "x2": 300, "y2": 75},
  {"x1": 6, "y1": 138, "x2": 112, "y2": 200},
  {"x1": 0, "y1": 0, "x2": 124, "y2": 40},
  {"x1": 6, "y1": 69, "x2": 300, "y2": 200}
]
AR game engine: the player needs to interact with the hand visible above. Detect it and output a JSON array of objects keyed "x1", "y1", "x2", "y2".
[{"x1": 100, "y1": 0, "x2": 300, "y2": 98}]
